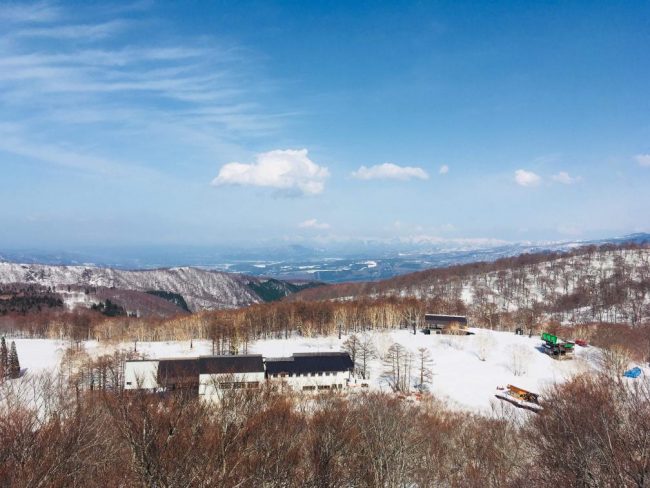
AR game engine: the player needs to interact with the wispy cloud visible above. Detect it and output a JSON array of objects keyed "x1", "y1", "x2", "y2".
[
  {"x1": 635, "y1": 154, "x2": 650, "y2": 167},
  {"x1": 212, "y1": 149, "x2": 329, "y2": 196},
  {"x1": 552, "y1": 171, "x2": 581, "y2": 184},
  {"x1": 298, "y1": 219, "x2": 330, "y2": 230},
  {"x1": 0, "y1": 1, "x2": 60, "y2": 23},
  {"x1": 0, "y1": 123, "x2": 159, "y2": 179},
  {"x1": 14, "y1": 20, "x2": 129, "y2": 40},
  {"x1": 0, "y1": 1, "x2": 284, "y2": 178},
  {"x1": 514, "y1": 169, "x2": 541, "y2": 187},
  {"x1": 352, "y1": 163, "x2": 429, "y2": 181},
  {"x1": 439, "y1": 164, "x2": 449, "y2": 175}
]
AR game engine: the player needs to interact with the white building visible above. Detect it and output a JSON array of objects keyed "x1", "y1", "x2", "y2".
[
  {"x1": 265, "y1": 352, "x2": 354, "y2": 392},
  {"x1": 123, "y1": 352, "x2": 354, "y2": 397},
  {"x1": 124, "y1": 355, "x2": 266, "y2": 398},
  {"x1": 199, "y1": 355, "x2": 265, "y2": 403}
]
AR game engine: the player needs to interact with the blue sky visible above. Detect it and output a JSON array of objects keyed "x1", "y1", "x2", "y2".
[{"x1": 0, "y1": 0, "x2": 648, "y2": 250}]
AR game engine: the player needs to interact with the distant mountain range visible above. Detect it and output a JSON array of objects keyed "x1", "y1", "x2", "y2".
[
  {"x1": 1, "y1": 233, "x2": 649, "y2": 284},
  {"x1": 0, "y1": 262, "x2": 318, "y2": 313},
  {"x1": 0, "y1": 233, "x2": 647, "y2": 316}
]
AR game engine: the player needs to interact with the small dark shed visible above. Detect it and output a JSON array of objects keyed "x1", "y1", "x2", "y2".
[{"x1": 423, "y1": 314, "x2": 469, "y2": 334}]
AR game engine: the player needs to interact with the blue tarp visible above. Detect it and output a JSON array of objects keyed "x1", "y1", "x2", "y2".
[{"x1": 623, "y1": 367, "x2": 642, "y2": 379}]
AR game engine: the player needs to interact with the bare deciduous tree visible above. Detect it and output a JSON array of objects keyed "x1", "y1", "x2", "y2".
[
  {"x1": 383, "y1": 343, "x2": 413, "y2": 393},
  {"x1": 416, "y1": 347, "x2": 434, "y2": 392}
]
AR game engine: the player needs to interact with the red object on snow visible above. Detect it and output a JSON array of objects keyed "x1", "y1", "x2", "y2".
[{"x1": 575, "y1": 339, "x2": 588, "y2": 347}]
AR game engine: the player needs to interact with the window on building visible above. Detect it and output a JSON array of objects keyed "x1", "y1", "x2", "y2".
[
  {"x1": 303, "y1": 385, "x2": 316, "y2": 391},
  {"x1": 317, "y1": 372, "x2": 323, "y2": 376},
  {"x1": 317, "y1": 385, "x2": 331, "y2": 390},
  {"x1": 247, "y1": 382, "x2": 260, "y2": 389},
  {"x1": 325, "y1": 372, "x2": 330, "y2": 376},
  {"x1": 126, "y1": 381, "x2": 132, "y2": 385}
]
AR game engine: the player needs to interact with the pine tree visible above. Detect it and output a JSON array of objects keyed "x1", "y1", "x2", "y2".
[
  {"x1": 0, "y1": 337, "x2": 7, "y2": 380},
  {"x1": 8, "y1": 341, "x2": 20, "y2": 379}
]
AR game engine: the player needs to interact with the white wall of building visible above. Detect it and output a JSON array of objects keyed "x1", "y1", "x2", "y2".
[
  {"x1": 267, "y1": 370, "x2": 350, "y2": 391},
  {"x1": 123, "y1": 359, "x2": 353, "y2": 395},
  {"x1": 199, "y1": 371, "x2": 266, "y2": 402},
  {"x1": 124, "y1": 360, "x2": 159, "y2": 390}
]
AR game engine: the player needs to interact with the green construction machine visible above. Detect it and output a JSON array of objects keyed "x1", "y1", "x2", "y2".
[{"x1": 541, "y1": 332, "x2": 574, "y2": 359}]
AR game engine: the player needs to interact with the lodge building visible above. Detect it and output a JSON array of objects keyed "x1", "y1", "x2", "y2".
[
  {"x1": 124, "y1": 351, "x2": 354, "y2": 400},
  {"x1": 265, "y1": 352, "x2": 353, "y2": 391}
]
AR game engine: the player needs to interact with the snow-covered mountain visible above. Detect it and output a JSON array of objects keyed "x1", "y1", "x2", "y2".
[
  {"x1": 0, "y1": 262, "x2": 295, "y2": 311},
  {"x1": 2, "y1": 233, "x2": 647, "y2": 283},
  {"x1": 291, "y1": 245, "x2": 650, "y2": 325}
]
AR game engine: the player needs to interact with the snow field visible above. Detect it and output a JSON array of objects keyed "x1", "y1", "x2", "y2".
[{"x1": 9, "y1": 327, "x2": 604, "y2": 413}]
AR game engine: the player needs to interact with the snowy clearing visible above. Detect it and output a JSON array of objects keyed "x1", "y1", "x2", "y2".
[{"x1": 8, "y1": 327, "x2": 613, "y2": 413}]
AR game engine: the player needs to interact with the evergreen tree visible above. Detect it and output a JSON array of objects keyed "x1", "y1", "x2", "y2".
[
  {"x1": 8, "y1": 341, "x2": 20, "y2": 379},
  {"x1": 0, "y1": 336, "x2": 7, "y2": 379}
]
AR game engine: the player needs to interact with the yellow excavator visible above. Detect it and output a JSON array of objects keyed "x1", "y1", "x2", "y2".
[{"x1": 495, "y1": 384, "x2": 542, "y2": 412}]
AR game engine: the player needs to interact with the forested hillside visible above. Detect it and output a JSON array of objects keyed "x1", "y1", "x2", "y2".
[
  {"x1": 0, "y1": 262, "x2": 320, "y2": 312},
  {"x1": 291, "y1": 244, "x2": 650, "y2": 327}
]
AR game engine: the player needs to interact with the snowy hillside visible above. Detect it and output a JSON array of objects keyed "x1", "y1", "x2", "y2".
[
  {"x1": 10, "y1": 328, "x2": 606, "y2": 413},
  {"x1": 0, "y1": 262, "x2": 283, "y2": 311},
  {"x1": 294, "y1": 246, "x2": 650, "y2": 325}
]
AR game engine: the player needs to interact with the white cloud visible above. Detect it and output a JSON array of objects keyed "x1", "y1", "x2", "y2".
[
  {"x1": 514, "y1": 169, "x2": 541, "y2": 187},
  {"x1": 635, "y1": 154, "x2": 650, "y2": 167},
  {"x1": 298, "y1": 219, "x2": 330, "y2": 230},
  {"x1": 212, "y1": 149, "x2": 329, "y2": 196},
  {"x1": 552, "y1": 171, "x2": 581, "y2": 184},
  {"x1": 439, "y1": 164, "x2": 449, "y2": 175},
  {"x1": 351, "y1": 163, "x2": 429, "y2": 181}
]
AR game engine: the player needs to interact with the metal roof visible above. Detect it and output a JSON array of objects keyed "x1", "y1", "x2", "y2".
[
  {"x1": 199, "y1": 355, "x2": 264, "y2": 374},
  {"x1": 156, "y1": 355, "x2": 264, "y2": 381},
  {"x1": 424, "y1": 314, "x2": 468, "y2": 324},
  {"x1": 265, "y1": 352, "x2": 353, "y2": 374}
]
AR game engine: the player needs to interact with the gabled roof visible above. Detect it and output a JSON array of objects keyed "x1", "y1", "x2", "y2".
[
  {"x1": 199, "y1": 355, "x2": 264, "y2": 374},
  {"x1": 265, "y1": 352, "x2": 353, "y2": 374}
]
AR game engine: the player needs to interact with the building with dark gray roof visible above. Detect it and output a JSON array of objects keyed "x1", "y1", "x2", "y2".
[
  {"x1": 423, "y1": 314, "x2": 470, "y2": 334},
  {"x1": 265, "y1": 352, "x2": 354, "y2": 376},
  {"x1": 124, "y1": 351, "x2": 354, "y2": 397},
  {"x1": 265, "y1": 352, "x2": 354, "y2": 392}
]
